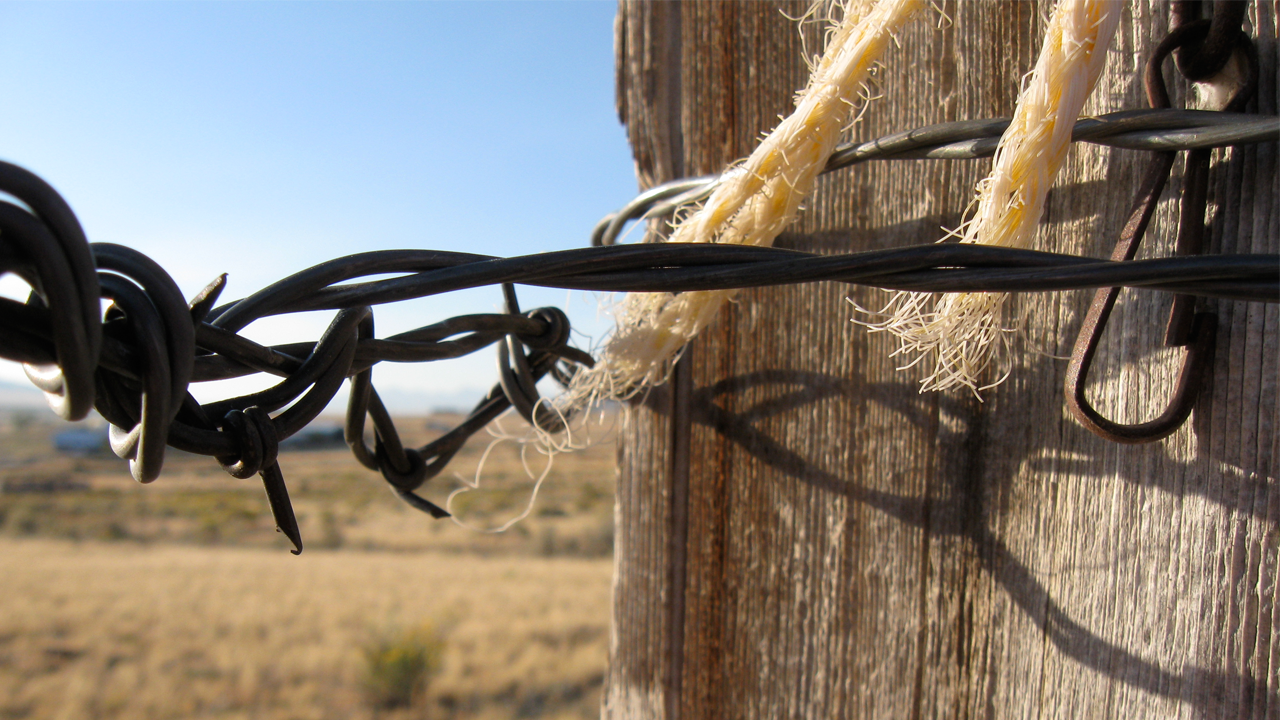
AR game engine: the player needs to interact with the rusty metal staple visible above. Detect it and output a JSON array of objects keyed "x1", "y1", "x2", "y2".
[{"x1": 0, "y1": 106, "x2": 1275, "y2": 553}]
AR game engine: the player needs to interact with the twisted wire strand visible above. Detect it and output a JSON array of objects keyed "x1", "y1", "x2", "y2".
[
  {"x1": 0, "y1": 107, "x2": 1274, "y2": 553},
  {"x1": 594, "y1": 109, "x2": 1279, "y2": 246}
]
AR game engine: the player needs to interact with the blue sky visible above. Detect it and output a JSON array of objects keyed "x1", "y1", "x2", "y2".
[{"x1": 0, "y1": 1, "x2": 637, "y2": 408}]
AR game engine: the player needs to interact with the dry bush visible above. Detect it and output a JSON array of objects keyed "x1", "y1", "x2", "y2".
[{"x1": 361, "y1": 624, "x2": 445, "y2": 709}]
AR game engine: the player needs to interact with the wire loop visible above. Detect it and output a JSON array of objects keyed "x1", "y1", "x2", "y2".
[
  {"x1": 99, "y1": 273, "x2": 173, "y2": 483},
  {"x1": 1064, "y1": 23, "x2": 1260, "y2": 445}
]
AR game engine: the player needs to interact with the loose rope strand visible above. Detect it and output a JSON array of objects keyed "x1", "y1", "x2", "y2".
[
  {"x1": 567, "y1": 0, "x2": 925, "y2": 407},
  {"x1": 856, "y1": 0, "x2": 1123, "y2": 397}
]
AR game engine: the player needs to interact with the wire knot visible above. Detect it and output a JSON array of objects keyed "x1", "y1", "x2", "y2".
[
  {"x1": 518, "y1": 307, "x2": 572, "y2": 352},
  {"x1": 217, "y1": 406, "x2": 279, "y2": 479},
  {"x1": 376, "y1": 441, "x2": 427, "y2": 491},
  {"x1": 1170, "y1": 2, "x2": 1249, "y2": 83}
]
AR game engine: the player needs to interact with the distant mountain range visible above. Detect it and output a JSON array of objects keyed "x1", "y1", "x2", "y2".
[
  {"x1": 331, "y1": 385, "x2": 492, "y2": 416},
  {"x1": 0, "y1": 379, "x2": 53, "y2": 410},
  {"x1": 0, "y1": 377, "x2": 489, "y2": 417}
]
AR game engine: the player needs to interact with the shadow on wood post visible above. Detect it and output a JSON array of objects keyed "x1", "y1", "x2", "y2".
[{"x1": 606, "y1": 2, "x2": 1278, "y2": 719}]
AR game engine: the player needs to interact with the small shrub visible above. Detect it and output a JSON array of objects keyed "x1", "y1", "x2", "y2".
[
  {"x1": 537, "y1": 526, "x2": 559, "y2": 557},
  {"x1": 361, "y1": 624, "x2": 445, "y2": 710},
  {"x1": 581, "y1": 516, "x2": 615, "y2": 558},
  {"x1": 315, "y1": 509, "x2": 344, "y2": 549},
  {"x1": 4, "y1": 502, "x2": 41, "y2": 536},
  {"x1": 98, "y1": 520, "x2": 131, "y2": 541}
]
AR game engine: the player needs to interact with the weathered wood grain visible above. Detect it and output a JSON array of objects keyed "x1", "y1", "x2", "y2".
[{"x1": 606, "y1": 2, "x2": 1278, "y2": 718}]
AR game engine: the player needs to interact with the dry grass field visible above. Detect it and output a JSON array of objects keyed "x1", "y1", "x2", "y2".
[{"x1": 0, "y1": 409, "x2": 619, "y2": 720}]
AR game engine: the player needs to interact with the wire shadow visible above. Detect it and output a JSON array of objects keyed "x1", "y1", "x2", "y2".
[{"x1": 654, "y1": 362, "x2": 1274, "y2": 718}]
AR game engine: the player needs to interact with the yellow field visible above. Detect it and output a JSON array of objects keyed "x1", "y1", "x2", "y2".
[
  {"x1": 0, "y1": 540, "x2": 612, "y2": 720},
  {"x1": 0, "y1": 412, "x2": 620, "y2": 720}
]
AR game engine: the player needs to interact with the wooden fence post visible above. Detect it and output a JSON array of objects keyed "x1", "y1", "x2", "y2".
[{"x1": 605, "y1": 2, "x2": 1278, "y2": 718}]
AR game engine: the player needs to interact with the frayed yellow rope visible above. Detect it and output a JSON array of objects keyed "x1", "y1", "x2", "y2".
[
  {"x1": 567, "y1": 0, "x2": 924, "y2": 406},
  {"x1": 857, "y1": 0, "x2": 1121, "y2": 398}
]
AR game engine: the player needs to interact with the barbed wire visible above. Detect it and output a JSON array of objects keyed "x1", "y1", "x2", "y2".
[{"x1": 0, "y1": 106, "x2": 1274, "y2": 553}]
